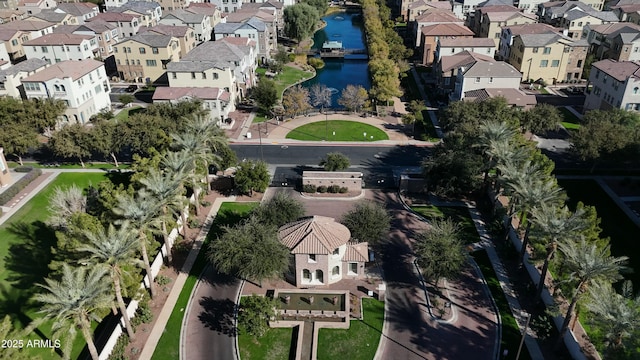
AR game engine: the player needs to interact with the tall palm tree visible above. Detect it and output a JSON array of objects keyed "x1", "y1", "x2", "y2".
[
  {"x1": 47, "y1": 185, "x2": 87, "y2": 230},
  {"x1": 113, "y1": 192, "x2": 161, "y2": 298},
  {"x1": 139, "y1": 169, "x2": 184, "y2": 263},
  {"x1": 34, "y1": 264, "x2": 112, "y2": 360},
  {"x1": 78, "y1": 223, "x2": 140, "y2": 339},
  {"x1": 475, "y1": 121, "x2": 518, "y2": 185},
  {"x1": 585, "y1": 281, "x2": 640, "y2": 353},
  {"x1": 183, "y1": 114, "x2": 227, "y2": 153},
  {"x1": 530, "y1": 205, "x2": 587, "y2": 297},
  {"x1": 556, "y1": 240, "x2": 628, "y2": 347},
  {"x1": 161, "y1": 150, "x2": 193, "y2": 236}
]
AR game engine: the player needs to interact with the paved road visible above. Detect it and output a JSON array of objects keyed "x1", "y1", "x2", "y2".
[{"x1": 182, "y1": 265, "x2": 240, "y2": 360}]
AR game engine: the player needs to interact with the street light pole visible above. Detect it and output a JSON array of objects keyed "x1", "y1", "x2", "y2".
[
  {"x1": 515, "y1": 312, "x2": 531, "y2": 360},
  {"x1": 258, "y1": 122, "x2": 264, "y2": 161}
]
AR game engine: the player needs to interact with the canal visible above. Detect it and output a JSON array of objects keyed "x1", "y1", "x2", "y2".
[{"x1": 301, "y1": 10, "x2": 370, "y2": 108}]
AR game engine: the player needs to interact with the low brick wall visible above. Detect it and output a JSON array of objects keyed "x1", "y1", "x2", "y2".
[{"x1": 302, "y1": 171, "x2": 363, "y2": 192}]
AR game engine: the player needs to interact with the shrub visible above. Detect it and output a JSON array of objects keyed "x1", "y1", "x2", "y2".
[
  {"x1": 188, "y1": 218, "x2": 200, "y2": 228},
  {"x1": 287, "y1": 53, "x2": 296, "y2": 62},
  {"x1": 108, "y1": 334, "x2": 130, "y2": 360},
  {"x1": 302, "y1": 184, "x2": 317, "y2": 193},
  {"x1": 317, "y1": 185, "x2": 327, "y2": 193},
  {"x1": 339, "y1": 187, "x2": 348, "y2": 193},
  {"x1": 155, "y1": 274, "x2": 172, "y2": 286},
  {"x1": 327, "y1": 185, "x2": 340, "y2": 193},
  {"x1": 131, "y1": 298, "x2": 153, "y2": 327},
  {"x1": 0, "y1": 168, "x2": 42, "y2": 206},
  {"x1": 201, "y1": 200, "x2": 212, "y2": 207},
  {"x1": 308, "y1": 57, "x2": 325, "y2": 69},
  {"x1": 13, "y1": 166, "x2": 34, "y2": 173}
]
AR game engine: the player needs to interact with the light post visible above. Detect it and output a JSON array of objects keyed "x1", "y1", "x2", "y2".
[
  {"x1": 526, "y1": 58, "x2": 533, "y2": 83},
  {"x1": 515, "y1": 312, "x2": 531, "y2": 360},
  {"x1": 258, "y1": 122, "x2": 264, "y2": 161}
]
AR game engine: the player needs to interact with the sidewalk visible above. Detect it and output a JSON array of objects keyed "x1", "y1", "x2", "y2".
[{"x1": 410, "y1": 66, "x2": 444, "y2": 139}]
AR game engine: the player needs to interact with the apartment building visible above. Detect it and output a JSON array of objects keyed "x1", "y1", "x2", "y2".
[
  {"x1": 87, "y1": 12, "x2": 141, "y2": 38},
  {"x1": 473, "y1": 5, "x2": 538, "y2": 47},
  {"x1": 412, "y1": 9, "x2": 463, "y2": 48},
  {"x1": 498, "y1": 22, "x2": 562, "y2": 60},
  {"x1": 583, "y1": 22, "x2": 640, "y2": 61},
  {"x1": 54, "y1": 21, "x2": 120, "y2": 60},
  {"x1": 113, "y1": 32, "x2": 181, "y2": 83},
  {"x1": 21, "y1": 59, "x2": 111, "y2": 125},
  {"x1": 0, "y1": 57, "x2": 48, "y2": 97},
  {"x1": 0, "y1": 19, "x2": 56, "y2": 39},
  {"x1": 0, "y1": 28, "x2": 30, "y2": 62},
  {"x1": 54, "y1": 2, "x2": 99, "y2": 25},
  {"x1": 139, "y1": 24, "x2": 195, "y2": 58},
  {"x1": 184, "y1": 3, "x2": 223, "y2": 29},
  {"x1": 152, "y1": 87, "x2": 233, "y2": 127},
  {"x1": 584, "y1": 59, "x2": 640, "y2": 111},
  {"x1": 18, "y1": 0, "x2": 56, "y2": 15},
  {"x1": 435, "y1": 37, "x2": 496, "y2": 63},
  {"x1": 0, "y1": 9, "x2": 25, "y2": 24},
  {"x1": 214, "y1": 17, "x2": 271, "y2": 62},
  {"x1": 419, "y1": 22, "x2": 474, "y2": 65},
  {"x1": 23, "y1": 33, "x2": 98, "y2": 63},
  {"x1": 159, "y1": 9, "x2": 211, "y2": 42},
  {"x1": 226, "y1": 10, "x2": 277, "y2": 57},
  {"x1": 405, "y1": 0, "x2": 452, "y2": 22},
  {"x1": 113, "y1": 1, "x2": 162, "y2": 27},
  {"x1": 538, "y1": 0, "x2": 618, "y2": 39}
]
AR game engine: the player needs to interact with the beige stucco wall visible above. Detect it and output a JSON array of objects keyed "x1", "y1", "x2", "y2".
[{"x1": 0, "y1": 148, "x2": 12, "y2": 187}]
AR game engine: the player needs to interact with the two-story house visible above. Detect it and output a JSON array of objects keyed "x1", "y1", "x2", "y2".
[
  {"x1": 583, "y1": 59, "x2": 640, "y2": 111},
  {"x1": 448, "y1": 54, "x2": 526, "y2": 102},
  {"x1": 240, "y1": 2, "x2": 283, "y2": 34},
  {"x1": 412, "y1": 9, "x2": 463, "y2": 48},
  {"x1": 450, "y1": 0, "x2": 488, "y2": 21},
  {"x1": 54, "y1": 21, "x2": 120, "y2": 61},
  {"x1": 22, "y1": 59, "x2": 111, "y2": 125},
  {"x1": 406, "y1": 0, "x2": 452, "y2": 22},
  {"x1": 152, "y1": 87, "x2": 233, "y2": 126},
  {"x1": 435, "y1": 37, "x2": 496, "y2": 63},
  {"x1": 138, "y1": 24, "x2": 195, "y2": 58},
  {"x1": 0, "y1": 39, "x2": 9, "y2": 62},
  {"x1": 538, "y1": 0, "x2": 618, "y2": 39},
  {"x1": 18, "y1": 0, "x2": 56, "y2": 15},
  {"x1": 611, "y1": 3, "x2": 640, "y2": 24},
  {"x1": 159, "y1": 9, "x2": 211, "y2": 43},
  {"x1": 214, "y1": 17, "x2": 270, "y2": 63},
  {"x1": 26, "y1": 9, "x2": 77, "y2": 26},
  {"x1": 420, "y1": 22, "x2": 474, "y2": 65},
  {"x1": 113, "y1": 1, "x2": 162, "y2": 28},
  {"x1": 0, "y1": 19, "x2": 56, "y2": 39},
  {"x1": 0, "y1": 0, "x2": 19, "y2": 11},
  {"x1": 87, "y1": 12, "x2": 141, "y2": 39},
  {"x1": 0, "y1": 28, "x2": 30, "y2": 62},
  {"x1": 226, "y1": 10, "x2": 277, "y2": 57},
  {"x1": 216, "y1": 0, "x2": 243, "y2": 14},
  {"x1": 583, "y1": 22, "x2": 640, "y2": 61},
  {"x1": 473, "y1": 5, "x2": 538, "y2": 48},
  {"x1": 23, "y1": 33, "x2": 98, "y2": 64},
  {"x1": 113, "y1": 32, "x2": 180, "y2": 83},
  {"x1": 54, "y1": 2, "x2": 99, "y2": 25},
  {"x1": 508, "y1": 31, "x2": 589, "y2": 83},
  {"x1": 0, "y1": 9, "x2": 25, "y2": 24},
  {"x1": 498, "y1": 22, "x2": 562, "y2": 60},
  {"x1": 0, "y1": 57, "x2": 47, "y2": 97},
  {"x1": 185, "y1": 3, "x2": 223, "y2": 29}
]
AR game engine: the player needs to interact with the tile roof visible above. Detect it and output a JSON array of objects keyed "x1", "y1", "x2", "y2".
[
  {"x1": 168, "y1": 40, "x2": 249, "y2": 71},
  {"x1": 55, "y1": 2, "x2": 98, "y2": 16},
  {"x1": 503, "y1": 23, "x2": 561, "y2": 36},
  {"x1": 464, "y1": 59, "x2": 522, "y2": 77},
  {"x1": 408, "y1": 0, "x2": 451, "y2": 10},
  {"x1": 588, "y1": 22, "x2": 640, "y2": 36},
  {"x1": 0, "y1": 58, "x2": 47, "y2": 81},
  {"x1": 214, "y1": 22, "x2": 242, "y2": 34},
  {"x1": 343, "y1": 242, "x2": 369, "y2": 262},
  {"x1": 162, "y1": 9, "x2": 206, "y2": 23},
  {"x1": 113, "y1": 1, "x2": 161, "y2": 14},
  {"x1": 486, "y1": 10, "x2": 537, "y2": 22},
  {"x1": 415, "y1": 9, "x2": 460, "y2": 23},
  {"x1": 421, "y1": 23, "x2": 474, "y2": 36},
  {"x1": 27, "y1": 10, "x2": 72, "y2": 23},
  {"x1": 0, "y1": 19, "x2": 55, "y2": 31},
  {"x1": 24, "y1": 32, "x2": 93, "y2": 45},
  {"x1": 518, "y1": 33, "x2": 563, "y2": 47},
  {"x1": 88, "y1": 12, "x2": 137, "y2": 22},
  {"x1": 185, "y1": 2, "x2": 219, "y2": 16},
  {"x1": 543, "y1": 1, "x2": 619, "y2": 22},
  {"x1": 476, "y1": 4, "x2": 520, "y2": 14},
  {"x1": 139, "y1": 24, "x2": 190, "y2": 37},
  {"x1": 278, "y1": 216, "x2": 351, "y2": 254},
  {"x1": 79, "y1": 20, "x2": 117, "y2": 33},
  {"x1": 465, "y1": 88, "x2": 537, "y2": 107},
  {"x1": 152, "y1": 86, "x2": 229, "y2": 101},
  {"x1": 440, "y1": 50, "x2": 494, "y2": 73},
  {"x1": 227, "y1": 9, "x2": 275, "y2": 23},
  {"x1": 219, "y1": 36, "x2": 256, "y2": 48},
  {"x1": 592, "y1": 59, "x2": 640, "y2": 81},
  {"x1": 22, "y1": 58, "x2": 103, "y2": 81},
  {"x1": 119, "y1": 32, "x2": 175, "y2": 47},
  {"x1": 0, "y1": 28, "x2": 21, "y2": 40},
  {"x1": 439, "y1": 37, "x2": 496, "y2": 47}
]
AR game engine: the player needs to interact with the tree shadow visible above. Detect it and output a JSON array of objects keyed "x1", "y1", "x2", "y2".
[
  {"x1": 5, "y1": 221, "x2": 56, "y2": 291},
  {"x1": 197, "y1": 297, "x2": 237, "y2": 336}
]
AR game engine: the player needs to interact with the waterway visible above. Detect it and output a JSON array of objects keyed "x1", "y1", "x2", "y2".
[{"x1": 301, "y1": 10, "x2": 370, "y2": 108}]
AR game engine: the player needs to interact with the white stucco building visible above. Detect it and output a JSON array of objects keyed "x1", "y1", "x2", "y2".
[
  {"x1": 584, "y1": 59, "x2": 640, "y2": 111},
  {"x1": 23, "y1": 33, "x2": 98, "y2": 63}
]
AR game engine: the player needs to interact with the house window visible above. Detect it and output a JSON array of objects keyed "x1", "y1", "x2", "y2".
[
  {"x1": 315, "y1": 270, "x2": 323, "y2": 283},
  {"x1": 540, "y1": 60, "x2": 548, "y2": 67},
  {"x1": 139, "y1": 47, "x2": 146, "y2": 54},
  {"x1": 191, "y1": 72, "x2": 196, "y2": 79},
  {"x1": 332, "y1": 248, "x2": 339, "y2": 257},
  {"x1": 551, "y1": 60, "x2": 560, "y2": 67},
  {"x1": 41, "y1": 46, "x2": 48, "y2": 53},
  {"x1": 532, "y1": 47, "x2": 538, "y2": 53},
  {"x1": 213, "y1": 73, "x2": 219, "y2": 79},
  {"x1": 348, "y1": 262, "x2": 357, "y2": 275},
  {"x1": 11, "y1": 39, "x2": 18, "y2": 46},
  {"x1": 308, "y1": 254, "x2": 316, "y2": 263},
  {"x1": 202, "y1": 72, "x2": 206, "y2": 79},
  {"x1": 577, "y1": 60, "x2": 583, "y2": 67},
  {"x1": 146, "y1": 59, "x2": 157, "y2": 66},
  {"x1": 331, "y1": 266, "x2": 340, "y2": 278},
  {"x1": 172, "y1": 72, "x2": 176, "y2": 79},
  {"x1": 475, "y1": 77, "x2": 480, "y2": 83},
  {"x1": 152, "y1": 47, "x2": 159, "y2": 54},
  {"x1": 489, "y1": 77, "x2": 493, "y2": 83},
  {"x1": 543, "y1": 47, "x2": 551, "y2": 54},
  {"x1": 302, "y1": 269, "x2": 311, "y2": 282},
  {"x1": 634, "y1": 87, "x2": 639, "y2": 94},
  {"x1": 114, "y1": 46, "x2": 118, "y2": 53}
]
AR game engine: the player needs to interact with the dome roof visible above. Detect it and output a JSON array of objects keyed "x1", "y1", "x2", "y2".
[{"x1": 278, "y1": 216, "x2": 351, "y2": 254}]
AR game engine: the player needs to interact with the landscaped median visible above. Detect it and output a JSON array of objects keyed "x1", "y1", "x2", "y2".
[
  {"x1": 285, "y1": 120, "x2": 389, "y2": 141},
  {"x1": 410, "y1": 204, "x2": 478, "y2": 244}
]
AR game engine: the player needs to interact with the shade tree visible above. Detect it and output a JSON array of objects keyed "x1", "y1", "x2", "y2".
[
  {"x1": 320, "y1": 152, "x2": 350, "y2": 171},
  {"x1": 341, "y1": 200, "x2": 391, "y2": 246},
  {"x1": 414, "y1": 218, "x2": 467, "y2": 284},
  {"x1": 234, "y1": 160, "x2": 270, "y2": 196}
]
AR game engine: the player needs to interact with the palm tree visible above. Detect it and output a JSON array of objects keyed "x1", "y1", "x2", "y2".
[
  {"x1": 183, "y1": 114, "x2": 227, "y2": 152},
  {"x1": 585, "y1": 281, "x2": 640, "y2": 354},
  {"x1": 78, "y1": 223, "x2": 140, "y2": 339},
  {"x1": 556, "y1": 240, "x2": 628, "y2": 347},
  {"x1": 113, "y1": 192, "x2": 162, "y2": 299},
  {"x1": 529, "y1": 205, "x2": 587, "y2": 297},
  {"x1": 161, "y1": 150, "x2": 193, "y2": 236},
  {"x1": 139, "y1": 169, "x2": 184, "y2": 263},
  {"x1": 474, "y1": 121, "x2": 517, "y2": 185},
  {"x1": 47, "y1": 185, "x2": 87, "y2": 230},
  {"x1": 34, "y1": 264, "x2": 112, "y2": 360}
]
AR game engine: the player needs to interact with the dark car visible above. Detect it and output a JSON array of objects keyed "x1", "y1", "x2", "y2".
[
  {"x1": 565, "y1": 86, "x2": 584, "y2": 95},
  {"x1": 125, "y1": 85, "x2": 138, "y2": 92}
]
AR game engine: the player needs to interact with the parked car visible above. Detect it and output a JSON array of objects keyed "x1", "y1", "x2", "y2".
[
  {"x1": 565, "y1": 86, "x2": 584, "y2": 95},
  {"x1": 125, "y1": 85, "x2": 138, "y2": 92}
]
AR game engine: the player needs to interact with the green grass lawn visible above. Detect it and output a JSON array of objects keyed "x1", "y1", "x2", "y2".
[
  {"x1": 472, "y1": 250, "x2": 531, "y2": 360},
  {"x1": 238, "y1": 319, "x2": 293, "y2": 360},
  {"x1": 0, "y1": 172, "x2": 108, "y2": 359},
  {"x1": 8, "y1": 162, "x2": 129, "y2": 170},
  {"x1": 285, "y1": 120, "x2": 389, "y2": 141},
  {"x1": 114, "y1": 106, "x2": 144, "y2": 121},
  {"x1": 558, "y1": 107, "x2": 581, "y2": 131},
  {"x1": 274, "y1": 66, "x2": 314, "y2": 99},
  {"x1": 316, "y1": 298, "x2": 384, "y2": 360},
  {"x1": 151, "y1": 202, "x2": 258, "y2": 360},
  {"x1": 410, "y1": 205, "x2": 479, "y2": 244}
]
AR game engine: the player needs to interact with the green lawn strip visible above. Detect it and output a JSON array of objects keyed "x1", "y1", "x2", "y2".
[
  {"x1": 238, "y1": 327, "x2": 293, "y2": 360},
  {"x1": 420, "y1": 110, "x2": 440, "y2": 140},
  {"x1": 274, "y1": 65, "x2": 314, "y2": 99},
  {"x1": 253, "y1": 113, "x2": 268, "y2": 123},
  {"x1": 410, "y1": 205, "x2": 479, "y2": 244},
  {"x1": 558, "y1": 107, "x2": 581, "y2": 130},
  {"x1": 8, "y1": 162, "x2": 129, "y2": 170},
  {"x1": 285, "y1": 120, "x2": 389, "y2": 141},
  {"x1": 115, "y1": 106, "x2": 144, "y2": 121},
  {"x1": 151, "y1": 202, "x2": 258, "y2": 360},
  {"x1": 316, "y1": 298, "x2": 384, "y2": 360},
  {"x1": 472, "y1": 250, "x2": 531, "y2": 360},
  {"x1": 538, "y1": 88, "x2": 550, "y2": 95},
  {"x1": 561, "y1": 122, "x2": 580, "y2": 130}
]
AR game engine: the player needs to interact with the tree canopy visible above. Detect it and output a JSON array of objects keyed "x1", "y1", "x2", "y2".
[
  {"x1": 252, "y1": 192, "x2": 305, "y2": 228},
  {"x1": 283, "y1": 3, "x2": 319, "y2": 42},
  {"x1": 414, "y1": 219, "x2": 466, "y2": 283},
  {"x1": 320, "y1": 152, "x2": 350, "y2": 171},
  {"x1": 252, "y1": 78, "x2": 278, "y2": 114},
  {"x1": 234, "y1": 160, "x2": 270, "y2": 196},
  {"x1": 338, "y1": 85, "x2": 368, "y2": 112},
  {"x1": 283, "y1": 85, "x2": 311, "y2": 118},
  {"x1": 341, "y1": 200, "x2": 390, "y2": 245}
]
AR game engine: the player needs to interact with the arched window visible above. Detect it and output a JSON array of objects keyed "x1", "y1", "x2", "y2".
[
  {"x1": 302, "y1": 269, "x2": 311, "y2": 283},
  {"x1": 315, "y1": 270, "x2": 324, "y2": 283},
  {"x1": 60, "y1": 84, "x2": 65, "y2": 92},
  {"x1": 332, "y1": 266, "x2": 340, "y2": 278},
  {"x1": 54, "y1": 84, "x2": 59, "y2": 91},
  {"x1": 634, "y1": 87, "x2": 639, "y2": 94}
]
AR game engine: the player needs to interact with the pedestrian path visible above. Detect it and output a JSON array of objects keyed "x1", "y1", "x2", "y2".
[{"x1": 409, "y1": 66, "x2": 443, "y2": 139}]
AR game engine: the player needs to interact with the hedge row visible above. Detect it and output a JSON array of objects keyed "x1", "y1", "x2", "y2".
[
  {"x1": 0, "y1": 168, "x2": 42, "y2": 206},
  {"x1": 302, "y1": 184, "x2": 349, "y2": 193}
]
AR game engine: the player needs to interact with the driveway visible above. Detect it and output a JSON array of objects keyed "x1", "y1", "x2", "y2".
[{"x1": 182, "y1": 265, "x2": 240, "y2": 360}]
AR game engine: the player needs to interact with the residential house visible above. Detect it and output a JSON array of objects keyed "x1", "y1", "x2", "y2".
[
  {"x1": 412, "y1": 9, "x2": 463, "y2": 48},
  {"x1": 278, "y1": 216, "x2": 369, "y2": 287},
  {"x1": 185, "y1": 3, "x2": 223, "y2": 29},
  {"x1": 167, "y1": 37, "x2": 256, "y2": 101},
  {"x1": 0, "y1": 57, "x2": 47, "y2": 97},
  {"x1": 463, "y1": 88, "x2": 537, "y2": 108},
  {"x1": 21, "y1": 59, "x2": 111, "y2": 125},
  {"x1": 18, "y1": 0, "x2": 56, "y2": 15},
  {"x1": 241, "y1": 2, "x2": 283, "y2": 33},
  {"x1": 611, "y1": 3, "x2": 640, "y2": 24},
  {"x1": 473, "y1": 5, "x2": 538, "y2": 47},
  {"x1": 583, "y1": 22, "x2": 640, "y2": 61},
  {"x1": 113, "y1": 32, "x2": 181, "y2": 83},
  {"x1": 0, "y1": 28, "x2": 30, "y2": 62},
  {"x1": 87, "y1": 12, "x2": 141, "y2": 39},
  {"x1": 538, "y1": 0, "x2": 618, "y2": 39},
  {"x1": 450, "y1": 0, "x2": 490, "y2": 21},
  {"x1": 450, "y1": 54, "x2": 524, "y2": 101},
  {"x1": 159, "y1": 9, "x2": 211, "y2": 42},
  {"x1": 0, "y1": 0, "x2": 19, "y2": 10},
  {"x1": 26, "y1": 10, "x2": 77, "y2": 26},
  {"x1": 139, "y1": 24, "x2": 195, "y2": 58},
  {"x1": 53, "y1": 2, "x2": 99, "y2": 25},
  {"x1": 226, "y1": 9, "x2": 277, "y2": 56},
  {"x1": 23, "y1": 33, "x2": 98, "y2": 63},
  {"x1": 104, "y1": 0, "x2": 127, "y2": 10},
  {"x1": 0, "y1": 39, "x2": 8, "y2": 61},
  {"x1": 508, "y1": 31, "x2": 589, "y2": 83},
  {"x1": 402, "y1": 0, "x2": 451, "y2": 22},
  {"x1": 54, "y1": 21, "x2": 120, "y2": 60},
  {"x1": 152, "y1": 87, "x2": 233, "y2": 127},
  {"x1": 112, "y1": 1, "x2": 162, "y2": 27},
  {"x1": 0, "y1": 10, "x2": 25, "y2": 24},
  {"x1": 0, "y1": 19, "x2": 56, "y2": 39},
  {"x1": 419, "y1": 22, "x2": 473, "y2": 65},
  {"x1": 434, "y1": 37, "x2": 496, "y2": 63},
  {"x1": 216, "y1": 0, "x2": 243, "y2": 14},
  {"x1": 498, "y1": 22, "x2": 562, "y2": 60},
  {"x1": 214, "y1": 17, "x2": 271, "y2": 62},
  {"x1": 583, "y1": 59, "x2": 640, "y2": 111}
]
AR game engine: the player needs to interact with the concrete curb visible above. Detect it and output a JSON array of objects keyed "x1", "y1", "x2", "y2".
[
  {"x1": 233, "y1": 280, "x2": 246, "y2": 360},
  {"x1": 298, "y1": 189, "x2": 365, "y2": 201}
]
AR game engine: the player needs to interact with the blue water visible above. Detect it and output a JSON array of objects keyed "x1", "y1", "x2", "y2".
[{"x1": 302, "y1": 11, "x2": 370, "y2": 108}]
